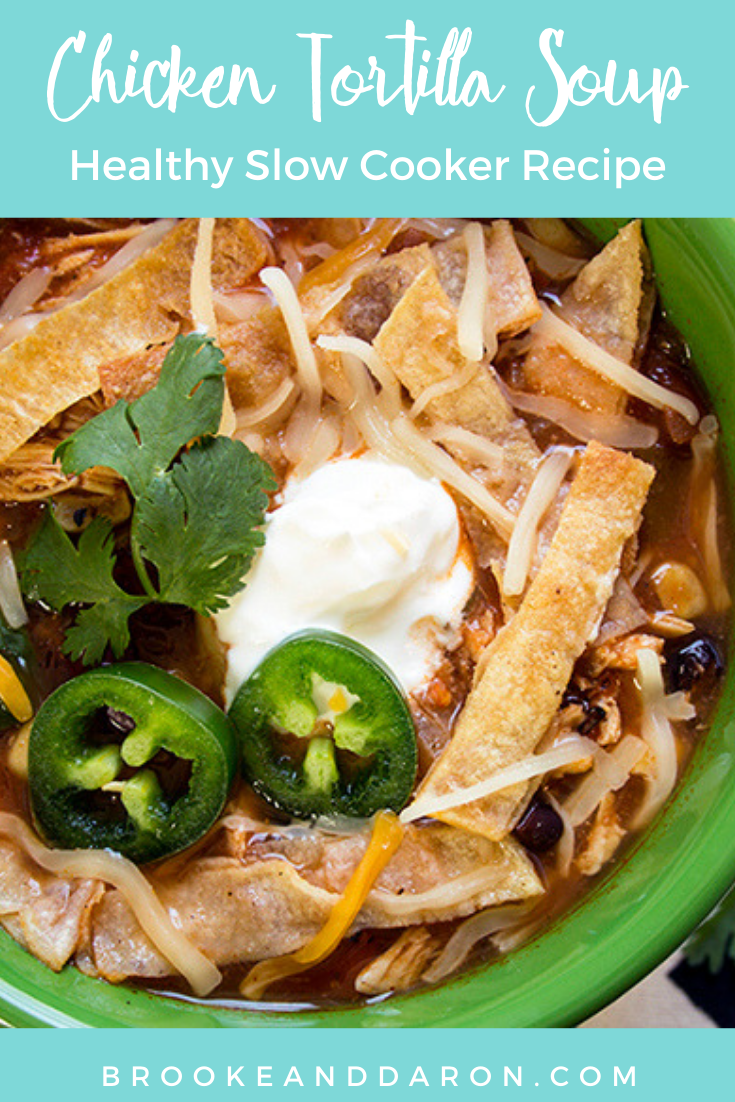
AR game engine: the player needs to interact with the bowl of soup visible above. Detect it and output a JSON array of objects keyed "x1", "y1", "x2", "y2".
[{"x1": 0, "y1": 216, "x2": 730, "y2": 1027}]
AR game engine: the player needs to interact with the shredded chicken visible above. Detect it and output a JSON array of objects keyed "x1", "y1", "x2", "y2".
[{"x1": 575, "y1": 793, "x2": 627, "y2": 877}]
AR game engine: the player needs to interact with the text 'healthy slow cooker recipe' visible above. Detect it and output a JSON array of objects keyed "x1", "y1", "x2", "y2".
[{"x1": 0, "y1": 216, "x2": 728, "y2": 1007}]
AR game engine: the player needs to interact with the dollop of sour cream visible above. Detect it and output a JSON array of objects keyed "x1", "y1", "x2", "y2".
[{"x1": 216, "y1": 455, "x2": 474, "y2": 702}]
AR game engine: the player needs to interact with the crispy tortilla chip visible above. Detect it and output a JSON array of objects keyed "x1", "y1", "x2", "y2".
[
  {"x1": 337, "y1": 243, "x2": 433, "y2": 343},
  {"x1": 0, "y1": 219, "x2": 267, "y2": 463},
  {"x1": 0, "y1": 839, "x2": 102, "y2": 971},
  {"x1": 416, "y1": 442, "x2": 655, "y2": 840},
  {"x1": 374, "y1": 264, "x2": 539, "y2": 491},
  {"x1": 522, "y1": 221, "x2": 650, "y2": 414},
  {"x1": 88, "y1": 822, "x2": 541, "y2": 980},
  {"x1": 433, "y1": 220, "x2": 542, "y2": 337},
  {"x1": 220, "y1": 307, "x2": 295, "y2": 410}
]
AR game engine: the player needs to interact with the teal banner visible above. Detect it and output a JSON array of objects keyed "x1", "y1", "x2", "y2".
[
  {"x1": 0, "y1": 1027, "x2": 719, "y2": 1098},
  {"x1": 0, "y1": 0, "x2": 728, "y2": 213}
]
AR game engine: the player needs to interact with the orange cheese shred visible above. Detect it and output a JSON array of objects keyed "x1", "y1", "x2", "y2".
[
  {"x1": 0, "y1": 655, "x2": 32, "y2": 723},
  {"x1": 298, "y1": 219, "x2": 406, "y2": 300},
  {"x1": 240, "y1": 810, "x2": 405, "y2": 1000}
]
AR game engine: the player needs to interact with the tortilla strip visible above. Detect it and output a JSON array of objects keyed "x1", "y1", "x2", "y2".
[
  {"x1": 337, "y1": 243, "x2": 433, "y2": 343},
  {"x1": 0, "y1": 218, "x2": 267, "y2": 463},
  {"x1": 220, "y1": 308, "x2": 297, "y2": 410},
  {"x1": 87, "y1": 824, "x2": 541, "y2": 980},
  {"x1": 521, "y1": 221, "x2": 649, "y2": 414},
  {"x1": 0, "y1": 839, "x2": 102, "y2": 971},
  {"x1": 416, "y1": 441, "x2": 655, "y2": 840},
  {"x1": 433, "y1": 220, "x2": 542, "y2": 337},
  {"x1": 373, "y1": 264, "x2": 539, "y2": 494}
]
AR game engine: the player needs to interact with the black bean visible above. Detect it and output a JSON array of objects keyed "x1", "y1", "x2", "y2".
[
  {"x1": 562, "y1": 684, "x2": 588, "y2": 709},
  {"x1": 514, "y1": 798, "x2": 564, "y2": 853},
  {"x1": 666, "y1": 633, "x2": 725, "y2": 693},
  {"x1": 577, "y1": 705, "x2": 607, "y2": 736}
]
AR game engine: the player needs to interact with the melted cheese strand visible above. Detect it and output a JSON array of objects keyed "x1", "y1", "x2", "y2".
[
  {"x1": 401, "y1": 736, "x2": 597, "y2": 824},
  {"x1": 428, "y1": 424, "x2": 505, "y2": 471},
  {"x1": 261, "y1": 266, "x2": 322, "y2": 407},
  {"x1": 409, "y1": 363, "x2": 478, "y2": 421},
  {"x1": 630, "y1": 649, "x2": 679, "y2": 828},
  {"x1": 189, "y1": 217, "x2": 238, "y2": 438},
  {"x1": 457, "y1": 222, "x2": 488, "y2": 363},
  {"x1": 563, "y1": 735, "x2": 647, "y2": 828},
  {"x1": 390, "y1": 416, "x2": 516, "y2": 539},
  {"x1": 423, "y1": 903, "x2": 534, "y2": 984},
  {"x1": 545, "y1": 792, "x2": 575, "y2": 877},
  {"x1": 190, "y1": 217, "x2": 217, "y2": 338},
  {"x1": 240, "y1": 811, "x2": 404, "y2": 1000},
  {"x1": 703, "y1": 478, "x2": 731, "y2": 612},
  {"x1": 337, "y1": 347, "x2": 511, "y2": 545},
  {"x1": 503, "y1": 448, "x2": 573, "y2": 597},
  {"x1": 235, "y1": 378, "x2": 296, "y2": 431},
  {"x1": 0, "y1": 812, "x2": 221, "y2": 996},
  {"x1": 370, "y1": 864, "x2": 528, "y2": 920},
  {"x1": 0, "y1": 540, "x2": 27, "y2": 628},
  {"x1": 498, "y1": 379, "x2": 658, "y2": 449},
  {"x1": 0, "y1": 268, "x2": 52, "y2": 326},
  {"x1": 535, "y1": 304, "x2": 699, "y2": 424},
  {"x1": 316, "y1": 333, "x2": 401, "y2": 415},
  {"x1": 514, "y1": 231, "x2": 585, "y2": 281}
]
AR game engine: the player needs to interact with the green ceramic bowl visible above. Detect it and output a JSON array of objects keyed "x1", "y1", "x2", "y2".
[{"x1": 1, "y1": 218, "x2": 734, "y2": 1028}]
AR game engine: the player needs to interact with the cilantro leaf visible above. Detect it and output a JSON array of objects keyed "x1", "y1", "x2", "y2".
[
  {"x1": 21, "y1": 512, "x2": 146, "y2": 664},
  {"x1": 134, "y1": 436, "x2": 275, "y2": 614},
  {"x1": 22, "y1": 334, "x2": 275, "y2": 665},
  {"x1": 55, "y1": 334, "x2": 226, "y2": 498},
  {"x1": 684, "y1": 882, "x2": 735, "y2": 972}
]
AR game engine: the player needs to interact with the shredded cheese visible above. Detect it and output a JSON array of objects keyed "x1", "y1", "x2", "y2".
[
  {"x1": 370, "y1": 865, "x2": 527, "y2": 920},
  {"x1": 563, "y1": 735, "x2": 647, "y2": 828},
  {"x1": 630, "y1": 648, "x2": 679, "y2": 828},
  {"x1": 0, "y1": 268, "x2": 52, "y2": 327},
  {"x1": 544, "y1": 792, "x2": 574, "y2": 877},
  {"x1": 534, "y1": 304, "x2": 700, "y2": 424},
  {"x1": 409, "y1": 363, "x2": 478, "y2": 421},
  {"x1": 428, "y1": 424, "x2": 504, "y2": 471},
  {"x1": 400, "y1": 736, "x2": 597, "y2": 824},
  {"x1": 240, "y1": 810, "x2": 404, "y2": 1000},
  {"x1": 316, "y1": 333, "x2": 401, "y2": 415},
  {"x1": 260, "y1": 266, "x2": 322, "y2": 407},
  {"x1": 0, "y1": 812, "x2": 221, "y2": 996},
  {"x1": 390, "y1": 416, "x2": 516, "y2": 540},
  {"x1": 292, "y1": 414, "x2": 342, "y2": 481},
  {"x1": 457, "y1": 222, "x2": 489, "y2": 363},
  {"x1": 332, "y1": 349, "x2": 514, "y2": 541},
  {"x1": 498, "y1": 379, "x2": 658, "y2": 450},
  {"x1": 235, "y1": 378, "x2": 297, "y2": 431},
  {"x1": 0, "y1": 540, "x2": 27, "y2": 629},
  {"x1": 190, "y1": 217, "x2": 217, "y2": 338},
  {"x1": 0, "y1": 655, "x2": 32, "y2": 723},
  {"x1": 422, "y1": 903, "x2": 533, "y2": 984},
  {"x1": 503, "y1": 448, "x2": 573, "y2": 597},
  {"x1": 513, "y1": 231, "x2": 585, "y2": 281},
  {"x1": 703, "y1": 478, "x2": 731, "y2": 612}
]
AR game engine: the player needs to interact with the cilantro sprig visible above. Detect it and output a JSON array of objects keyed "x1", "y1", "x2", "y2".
[
  {"x1": 684, "y1": 882, "x2": 735, "y2": 973},
  {"x1": 21, "y1": 334, "x2": 276, "y2": 665}
]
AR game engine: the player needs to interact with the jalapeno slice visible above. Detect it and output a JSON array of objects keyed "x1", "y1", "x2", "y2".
[
  {"x1": 229, "y1": 630, "x2": 418, "y2": 819},
  {"x1": 28, "y1": 662, "x2": 238, "y2": 863}
]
